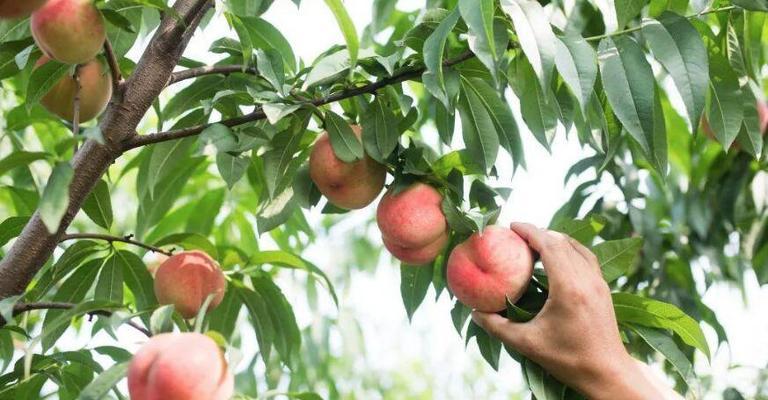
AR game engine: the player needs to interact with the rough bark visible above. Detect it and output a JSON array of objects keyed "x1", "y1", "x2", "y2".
[{"x1": 0, "y1": 0, "x2": 213, "y2": 298}]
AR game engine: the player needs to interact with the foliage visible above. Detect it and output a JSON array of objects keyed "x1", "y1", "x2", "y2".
[{"x1": 1, "y1": 0, "x2": 767, "y2": 398}]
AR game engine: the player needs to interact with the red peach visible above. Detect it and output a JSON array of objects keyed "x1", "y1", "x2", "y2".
[
  {"x1": 36, "y1": 56, "x2": 112, "y2": 122},
  {"x1": 0, "y1": 0, "x2": 48, "y2": 18},
  {"x1": 446, "y1": 226, "x2": 534, "y2": 312},
  {"x1": 377, "y1": 182, "x2": 448, "y2": 264},
  {"x1": 31, "y1": 0, "x2": 105, "y2": 64},
  {"x1": 153, "y1": 251, "x2": 226, "y2": 319},
  {"x1": 128, "y1": 333, "x2": 234, "y2": 400},
  {"x1": 309, "y1": 125, "x2": 386, "y2": 209}
]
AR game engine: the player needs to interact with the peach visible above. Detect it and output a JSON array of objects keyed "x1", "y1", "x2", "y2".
[
  {"x1": 153, "y1": 251, "x2": 226, "y2": 319},
  {"x1": 36, "y1": 56, "x2": 111, "y2": 122},
  {"x1": 377, "y1": 182, "x2": 448, "y2": 264},
  {"x1": 31, "y1": 0, "x2": 105, "y2": 64},
  {"x1": 128, "y1": 333, "x2": 234, "y2": 400},
  {"x1": 446, "y1": 226, "x2": 534, "y2": 312},
  {"x1": 309, "y1": 125, "x2": 386, "y2": 209},
  {"x1": 0, "y1": 0, "x2": 48, "y2": 18}
]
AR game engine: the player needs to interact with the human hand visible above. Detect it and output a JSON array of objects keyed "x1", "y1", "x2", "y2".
[{"x1": 471, "y1": 223, "x2": 682, "y2": 400}]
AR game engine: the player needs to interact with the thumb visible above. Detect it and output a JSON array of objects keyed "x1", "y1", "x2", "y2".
[{"x1": 471, "y1": 311, "x2": 535, "y2": 356}]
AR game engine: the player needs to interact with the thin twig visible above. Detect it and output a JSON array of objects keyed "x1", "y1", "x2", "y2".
[
  {"x1": 60, "y1": 233, "x2": 174, "y2": 257},
  {"x1": 103, "y1": 39, "x2": 122, "y2": 91},
  {"x1": 72, "y1": 65, "x2": 82, "y2": 153},
  {"x1": 167, "y1": 65, "x2": 258, "y2": 86},
  {"x1": 6, "y1": 302, "x2": 151, "y2": 337},
  {"x1": 585, "y1": 5, "x2": 737, "y2": 42},
  {"x1": 123, "y1": 50, "x2": 476, "y2": 150}
]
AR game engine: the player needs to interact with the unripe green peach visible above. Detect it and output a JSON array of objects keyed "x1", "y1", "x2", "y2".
[
  {"x1": 309, "y1": 125, "x2": 387, "y2": 209},
  {"x1": 447, "y1": 226, "x2": 534, "y2": 312},
  {"x1": 153, "y1": 251, "x2": 226, "y2": 319},
  {"x1": 0, "y1": 0, "x2": 48, "y2": 18},
  {"x1": 36, "y1": 56, "x2": 112, "y2": 122},
  {"x1": 31, "y1": 0, "x2": 105, "y2": 64},
  {"x1": 128, "y1": 333, "x2": 234, "y2": 400},
  {"x1": 376, "y1": 182, "x2": 448, "y2": 265}
]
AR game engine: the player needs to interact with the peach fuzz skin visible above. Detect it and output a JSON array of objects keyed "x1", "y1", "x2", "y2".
[
  {"x1": 309, "y1": 125, "x2": 386, "y2": 210},
  {"x1": 0, "y1": 0, "x2": 48, "y2": 18},
  {"x1": 376, "y1": 182, "x2": 448, "y2": 265},
  {"x1": 128, "y1": 333, "x2": 234, "y2": 400},
  {"x1": 153, "y1": 251, "x2": 226, "y2": 319},
  {"x1": 447, "y1": 226, "x2": 534, "y2": 312},
  {"x1": 36, "y1": 56, "x2": 112, "y2": 122},
  {"x1": 31, "y1": 0, "x2": 105, "y2": 64}
]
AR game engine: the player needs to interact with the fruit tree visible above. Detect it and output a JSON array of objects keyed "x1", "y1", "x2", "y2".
[{"x1": 1, "y1": 0, "x2": 767, "y2": 398}]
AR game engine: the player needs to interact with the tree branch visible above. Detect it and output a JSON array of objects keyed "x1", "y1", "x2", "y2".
[
  {"x1": 167, "y1": 65, "x2": 258, "y2": 86},
  {"x1": 5, "y1": 302, "x2": 151, "y2": 337},
  {"x1": 103, "y1": 39, "x2": 122, "y2": 91},
  {"x1": 124, "y1": 50, "x2": 476, "y2": 150},
  {"x1": 60, "y1": 233, "x2": 174, "y2": 256},
  {"x1": 0, "y1": 0, "x2": 214, "y2": 299}
]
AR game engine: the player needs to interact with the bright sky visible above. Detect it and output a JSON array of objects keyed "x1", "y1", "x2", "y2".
[{"x1": 31, "y1": 1, "x2": 768, "y2": 399}]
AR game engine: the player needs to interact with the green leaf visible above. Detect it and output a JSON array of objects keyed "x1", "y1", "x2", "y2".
[
  {"x1": 512, "y1": 58, "x2": 558, "y2": 150},
  {"x1": 459, "y1": 0, "x2": 501, "y2": 78},
  {"x1": 216, "y1": 152, "x2": 250, "y2": 189},
  {"x1": 82, "y1": 180, "x2": 113, "y2": 230},
  {"x1": 629, "y1": 325, "x2": 695, "y2": 390},
  {"x1": 323, "y1": 0, "x2": 359, "y2": 70},
  {"x1": 460, "y1": 77, "x2": 524, "y2": 169},
  {"x1": 733, "y1": 0, "x2": 768, "y2": 11},
  {"x1": 706, "y1": 56, "x2": 744, "y2": 148},
  {"x1": 77, "y1": 362, "x2": 129, "y2": 400},
  {"x1": 450, "y1": 301, "x2": 472, "y2": 334},
  {"x1": 523, "y1": 358, "x2": 564, "y2": 400},
  {"x1": 457, "y1": 78, "x2": 500, "y2": 173},
  {"x1": 598, "y1": 36, "x2": 657, "y2": 156},
  {"x1": 324, "y1": 110, "x2": 363, "y2": 162},
  {"x1": 361, "y1": 96, "x2": 399, "y2": 163},
  {"x1": 501, "y1": 0, "x2": 556, "y2": 91},
  {"x1": 95, "y1": 253, "x2": 124, "y2": 304},
  {"x1": 549, "y1": 216, "x2": 605, "y2": 245},
  {"x1": 257, "y1": 188, "x2": 297, "y2": 234},
  {"x1": 554, "y1": 35, "x2": 597, "y2": 113},
  {"x1": 400, "y1": 264, "x2": 433, "y2": 321},
  {"x1": 236, "y1": 284, "x2": 275, "y2": 362},
  {"x1": 592, "y1": 238, "x2": 643, "y2": 283},
  {"x1": 302, "y1": 49, "x2": 353, "y2": 89},
  {"x1": 39, "y1": 162, "x2": 74, "y2": 234},
  {"x1": 241, "y1": 17, "x2": 296, "y2": 73},
  {"x1": 422, "y1": 8, "x2": 461, "y2": 107},
  {"x1": 207, "y1": 286, "x2": 242, "y2": 340},
  {"x1": 150, "y1": 304, "x2": 176, "y2": 334},
  {"x1": 642, "y1": 11, "x2": 708, "y2": 129},
  {"x1": 263, "y1": 103, "x2": 301, "y2": 124},
  {"x1": 0, "y1": 216, "x2": 29, "y2": 247},
  {"x1": 615, "y1": 0, "x2": 644, "y2": 29},
  {"x1": 612, "y1": 293, "x2": 710, "y2": 359},
  {"x1": 467, "y1": 321, "x2": 502, "y2": 370},
  {"x1": 252, "y1": 276, "x2": 301, "y2": 365},
  {"x1": 249, "y1": 251, "x2": 338, "y2": 306},
  {"x1": 117, "y1": 250, "x2": 156, "y2": 313},
  {"x1": 0, "y1": 151, "x2": 49, "y2": 177},
  {"x1": 25, "y1": 60, "x2": 70, "y2": 110},
  {"x1": 736, "y1": 88, "x2": 764, "y2": 157}
]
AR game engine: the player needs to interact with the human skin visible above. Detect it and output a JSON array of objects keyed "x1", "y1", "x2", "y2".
[
  {"x1": 309, "y1": 125, "x2": 386, "y2": 209},
  {"x1": 472, "y1": 223, "x2": 684, "y2": 400},
  {"x1": 446, "y1": 226, "x2": 534, "y2": 312},
  {"x1": 127, "y1": 333, "x2": 234, "y2": 400},
  {"x1": 36, "y1": 56, "x2": 112, "y2": 122},
  {"x1": 0, "y1": 0, "x2": 48, "y2": 18},
  {"x1": 153, "y1": 251, "x2": 226, "y2": 319},
  {"x1": 376, "y1": 182, "x2": 448, "y2": 264},
  {"x1": 31, "y1": 0, "x2": 105, "y2": 64}
]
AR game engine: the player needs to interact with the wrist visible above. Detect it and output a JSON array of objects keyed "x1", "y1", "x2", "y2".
[{"x1": 581, "y1": 353, "x2": 666, "y2": 400}]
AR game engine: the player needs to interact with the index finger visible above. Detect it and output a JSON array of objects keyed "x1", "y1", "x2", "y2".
[{"x1": 510, "y1": 222, "x2": 579, "y2": 285}]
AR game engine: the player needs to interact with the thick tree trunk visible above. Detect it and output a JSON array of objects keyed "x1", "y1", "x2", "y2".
[{"x1": 0, "y1": 0, "x2": 213, "y2": 298}]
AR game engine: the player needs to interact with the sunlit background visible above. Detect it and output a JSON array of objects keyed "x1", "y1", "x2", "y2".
[{"x1": 19, "y1": 1, "x2": 768, "y2": 398}]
